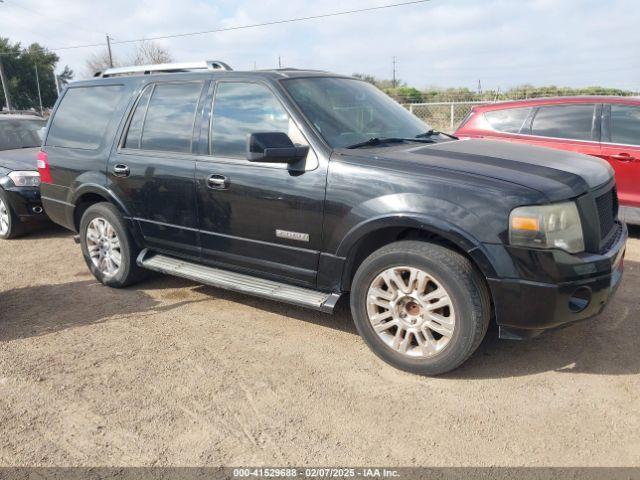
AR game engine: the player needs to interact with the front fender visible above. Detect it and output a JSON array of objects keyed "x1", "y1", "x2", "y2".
[{"x1": 336, "y1": 211, "x2": 499, "y2": 279}]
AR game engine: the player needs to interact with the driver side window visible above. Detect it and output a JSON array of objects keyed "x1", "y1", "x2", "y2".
[{"x1": 210, "y1": 82, "x2": 306, "y2": 159}]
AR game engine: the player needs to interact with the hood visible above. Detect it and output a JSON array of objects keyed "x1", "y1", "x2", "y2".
[
  {"x1": 340, "y1": 139, "x2": 613, "y2": 202},
  {"x1": 0, "y1": 147, "x2": 40, "y2": 172}
]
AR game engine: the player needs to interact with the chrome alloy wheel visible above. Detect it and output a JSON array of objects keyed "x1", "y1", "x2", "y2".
[
  {"x1": 86, "y1": 217, "x2": 122, "y2": 277},
  {"x1": 0, "y1": 198, "x2": 9, "y2": 236},
  {"x1": 366, "y1": 266, "x2": 456, "y2": 358}
]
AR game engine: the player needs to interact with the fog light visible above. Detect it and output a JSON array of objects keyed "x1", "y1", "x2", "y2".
[
  {"x1": 568, "y1": 287, "x2": 591, "y2": 313},
  {"x1": 32, "y1": 206, "x2": 43, "y2": 214}
]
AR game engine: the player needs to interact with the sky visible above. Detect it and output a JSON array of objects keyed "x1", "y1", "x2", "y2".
[{"x1": 1, "y1": 0, "x2": 639, "y2": 91}]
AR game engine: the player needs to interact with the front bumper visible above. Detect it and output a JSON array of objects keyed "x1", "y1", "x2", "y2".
[
  {"x1": 487, "y1": 222, "x2": 627, "y2": 339},
  {"x1": 2, "y1": 186, "x2": 49, "y2": 224}
]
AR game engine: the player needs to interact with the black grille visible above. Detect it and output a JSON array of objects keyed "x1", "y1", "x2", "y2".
[{"x1": 595, "y1": 187, "x2": 618, "y2": 240}]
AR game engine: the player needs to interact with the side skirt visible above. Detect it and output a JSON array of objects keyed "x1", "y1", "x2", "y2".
[{"x1": 137, "y1": 249, "x2": 342, "y2": 314}]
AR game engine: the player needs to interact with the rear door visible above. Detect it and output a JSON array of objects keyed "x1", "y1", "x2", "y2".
[
  {"x1": 526, "y1": 103, "x2": 602, "y2": 158},
  {"x1": 109, "y1": 80, "x2": 207, "y2": 259},
  {"x1": 600, "y1": 103, "x2": 640, "y2": 209}
]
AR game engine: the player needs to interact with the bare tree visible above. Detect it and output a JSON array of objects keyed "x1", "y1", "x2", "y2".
[
  {"x1": 85, "y1": 49, "x2": 120, "y2": 77},
  {"x1": 129, "y1": 40, "x2": 172, "y2": 66},
  {"x1": 84, "y1": 40, "x2": 172, "y2": 77}
]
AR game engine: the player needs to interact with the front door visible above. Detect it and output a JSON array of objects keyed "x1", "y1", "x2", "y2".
[
  {"x1": 195, "y1": 81, "x2": 327, "y2": 287},
  {"x1": 109, "y1": 80, "x2": 206, "y2": 259},
  {"x1": 600, "y1": 104, "x2": 640, "y2": 209}
]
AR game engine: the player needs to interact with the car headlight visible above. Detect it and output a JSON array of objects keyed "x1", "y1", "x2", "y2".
[
  {"x1": 8, "y1": 171, "x2": 40, "y2": 187},
  {"x1": 509, "y1": 201, "x2": 585, "y2": 253}
]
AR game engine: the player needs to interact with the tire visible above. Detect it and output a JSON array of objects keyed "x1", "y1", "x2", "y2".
[
  {"x1": 79, "y1": 202, "x2": 146, "y2": 288},
  {"x1": 350, "y1": 240, "x2": 491, "y2": 375},
  {"x1": 0, "y1": 189, "x2": 25, "y2": 239}
]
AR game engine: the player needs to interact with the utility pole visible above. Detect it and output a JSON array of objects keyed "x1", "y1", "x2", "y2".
[
  {"x1": 477, "y1": 79, "x2": 482, "y2": 95},
  {"x1": 278, "y1": 55, "x2": 282, "y2": 68},
  {"x1": 34, "y1": 63, "x2": 43, "y2": 115},
  {"x1": 0, "y1": 0, "x2": 11, "y2": 110},
  {"x1": 106, "y1": 34, "x2": 114, "y2": 68},
  {"x1": 54, "y1": 71, "x2": 61, "y2": 96},
  {"x1": 0, "y1": 55, "x2": 13, "y2": 111},
  {"x1": 392, "y1": 56, "x2": 397, "y2": 88}
]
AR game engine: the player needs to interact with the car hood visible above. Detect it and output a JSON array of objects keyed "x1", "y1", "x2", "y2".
[
  {"x1": 339, "y1": 139, "x2": 613, "y2": 202},
  {"x1": 0, "y1": 147, "x2": 39, "y2": 171}
]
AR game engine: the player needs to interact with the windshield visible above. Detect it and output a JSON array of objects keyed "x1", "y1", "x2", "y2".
[
  {"x1": 283, "y1": 77, "x2": 429, "y2": 149},
  {"x1": 0, "y1": 118, "x2": 45, "y2": 151}
]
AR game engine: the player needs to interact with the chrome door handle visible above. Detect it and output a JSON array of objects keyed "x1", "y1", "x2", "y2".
[
  {"x1": 113, "y1": 164, "x2": 130, "y2": 177},
  {"x1": 611, "y1": 153, "x2": 638, "y2": 162},
  {"x1": 207, "y1": 174, "x2": 229, "y2": 189}
]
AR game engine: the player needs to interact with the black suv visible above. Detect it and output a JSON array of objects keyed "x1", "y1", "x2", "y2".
[
  {"x1": 0, "y1": 111, "x2": 48, "y2": 239},
  {"x1": 40, "y1": 62, "x2": 627, "y2": 374}
]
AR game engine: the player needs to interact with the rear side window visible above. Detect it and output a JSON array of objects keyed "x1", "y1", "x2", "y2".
[
  {"x1": 531, "y1": 104, "x2": 595, "y2": 141},
  {"x1": 124, "y1": 81, "x2": 203, "y2": 154},
  {"x1": 123, "y1": 85, "x2": 153, "y2": 149},
  {"x1": 211, "y1": 82, "x2": 291, "y2": 159},
  {"x1": 610, "y1": 105, "x2": 640, "y2": 146},
  {"x1": 484, "y1": 107, "x2": 531, "y2": 133},
  {"x1": 46, "y1": 85, "x2": 125, "y2": 149}
]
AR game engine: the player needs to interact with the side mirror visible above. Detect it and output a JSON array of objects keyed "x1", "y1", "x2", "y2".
[{"x1": 246, "y1": 132, "x2": 309, "y2": 164}]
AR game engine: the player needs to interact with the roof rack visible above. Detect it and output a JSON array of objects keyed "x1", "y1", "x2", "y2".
[{"x1": 96, "y1": 60, "x2": 233, "y2": 78}]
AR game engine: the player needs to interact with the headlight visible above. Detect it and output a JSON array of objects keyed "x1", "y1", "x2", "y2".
[
  {"x1": 509, "y1": 201, "x2": 584, "y2": 253},
  {"x1": 8, "y1": 171, "x2": 40, "y2": 187}
]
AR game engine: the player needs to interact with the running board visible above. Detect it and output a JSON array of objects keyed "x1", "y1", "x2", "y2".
[{"x1": 137, "y1": 250, "x2": 341, "y2": 313}]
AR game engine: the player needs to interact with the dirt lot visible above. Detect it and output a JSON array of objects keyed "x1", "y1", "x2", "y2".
[{"x1": 0, "y1": 226, "x2": 639, "y2": 467}]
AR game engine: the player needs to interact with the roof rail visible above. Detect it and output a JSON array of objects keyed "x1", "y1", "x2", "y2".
[
  {"x1": 96, "y1": 60, "x2": 233, "y2": 78},
  {"x1": 0, "y1": 109, "x2": 43, "y2": 116}
]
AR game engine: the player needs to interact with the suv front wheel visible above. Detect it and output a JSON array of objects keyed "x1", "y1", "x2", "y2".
[
  {"x1": 79, "y1": 202, "x2": 145, "y2": 288},
  {"x1": 0, "y1": 190, "x2": 24, "y2": 239},
  {"x1": 350, "y1": 240, "x2": 491, "y2": 375}
]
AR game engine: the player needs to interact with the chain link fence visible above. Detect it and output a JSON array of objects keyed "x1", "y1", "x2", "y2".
[{"x1": 403, "y1": 101, "x2": 488, "y2": 133}]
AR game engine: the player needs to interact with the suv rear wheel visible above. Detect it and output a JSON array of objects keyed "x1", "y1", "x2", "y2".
[
  {"x1": 350, "y1": 240, "x2": 490, "y2": 375},
  {"x1": 79, "y1": 202, "x2": 146, "y2": 288}
]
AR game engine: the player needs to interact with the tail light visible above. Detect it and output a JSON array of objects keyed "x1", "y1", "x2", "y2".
[{"x1": 37, "y1": 150, "x2": 52, "y2": 184}]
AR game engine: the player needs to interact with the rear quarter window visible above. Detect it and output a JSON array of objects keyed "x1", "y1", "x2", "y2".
[
  {"x1": 46, "y1": 85, "x2": 126, "y2": 150},
  {"x1": 484, "y1": 107, "x2": 531, "y2": 133}
]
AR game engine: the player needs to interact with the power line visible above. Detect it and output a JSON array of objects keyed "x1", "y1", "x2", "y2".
[
  {"x1": 0, "y1": 0, "x2": 433, "y2": 55},
  {"x1": 113, "y1": 0, "x2": 433, "y2": 45}
]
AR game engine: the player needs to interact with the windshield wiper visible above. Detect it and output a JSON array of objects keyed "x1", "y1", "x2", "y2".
[
  {"x1": 345, "y1": 137, "x2": 434, "y2": 149},
  {"x1": 416, "y1": 129, "x2": 459, "y2": 140}
]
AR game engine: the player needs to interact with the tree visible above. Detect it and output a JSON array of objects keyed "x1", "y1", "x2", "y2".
[
  {"x1": 130, "y1": 40, "x2": 172, "y2": 65},
  {"x1": 85, "y1": 49, "x2": 117, "y2": 77},
  {"x1": 85, "y1": 40, "x2": 172, "y2": 77},
  {"x1": 57, "y1": 65, "x2": 74, "y2": 87},
  {"x1": 0, "y1": 37, "x2": 70, "y2": 111}
]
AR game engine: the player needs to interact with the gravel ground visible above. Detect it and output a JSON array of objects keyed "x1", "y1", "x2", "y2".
[{"x1": 0, "y1": 225, "x2": 639, "y2": 467}]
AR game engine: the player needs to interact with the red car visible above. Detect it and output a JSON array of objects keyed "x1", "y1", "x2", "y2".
[{"x1": 455, "y1": 96, "x2": 640, "y2": 225}]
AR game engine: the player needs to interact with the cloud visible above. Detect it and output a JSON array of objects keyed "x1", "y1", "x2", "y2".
[{"x1": 1, "y1": 0, "x2": 638, "y2": 90}]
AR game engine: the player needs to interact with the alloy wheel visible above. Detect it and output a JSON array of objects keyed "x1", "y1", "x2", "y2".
[
  {"x1": 86, "y1": 217, "x2": 122, "y2": 277},
  {"x1": 366, "y1": 266, "x2": 456, "y2": 358},
  {"x1": 0, "y1": 198, "x2": 10, "y2": 236}
]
